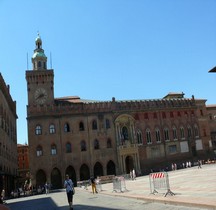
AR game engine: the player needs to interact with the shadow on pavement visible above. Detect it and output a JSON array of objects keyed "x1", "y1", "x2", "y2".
[{"x1": 8, "y1": 197, "x2": 125, "y2": 210}]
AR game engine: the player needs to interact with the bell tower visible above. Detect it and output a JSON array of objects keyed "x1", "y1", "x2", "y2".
[{"x1": 26, "y1": 34, "x2": 54, "y2": 106}]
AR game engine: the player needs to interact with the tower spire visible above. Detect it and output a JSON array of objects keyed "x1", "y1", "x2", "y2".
[{"x1": 32, "y1": 33, "x2": 47, "y2": 70}]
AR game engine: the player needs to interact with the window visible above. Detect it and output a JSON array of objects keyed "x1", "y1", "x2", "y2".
[
  {"x1": 107, "y1": 138, "x2": 112, "y2": 148},
  {"x1": 92, "y1": 120, "x2": 97, "y2": 130},
  {"x1": 64, "y1": 123, "x2": 70, "y2": 132},
  {"x1": 66, "y1": 143, "x2": 71, "y2": 153},
  {"x1": 153, "y1": 112, "x2": 157, "y2": 119},
  {"x1": 168, "y1": 145, "x2": 177, "y2": 154},
  {"x1": 137, "y1": 130, "x2": 143, "y2": 144},
  {"x1": 146, "y1": 129, "x2": 152, "y2": 144},
  {"x1": 155, "y1": 128, "x2": 161, "y2": 143},
  {"x1": 162, "y1": 112, "x2": 166, "y2": 119},
  {"x1": 81, "y1": 140, "x2": 86, "y2": 151},
  {"x1": 49, "y1": 124, "x2": 55, "y2": 134},
  {"x1": 194, "y1": 125, "x2": 199, "y2": 137},
  {"x1": 173, "y1": 127, "x2": 177, "y2": 140},
  {"x1": 79, "y1": 122, "x2": 84, "y2": 131},
  {"x1": 164, "y1": 128, "x2": 169, "y2": 141},
  {"x1": 94, "y1": 139, "x2": 99, "y2": 150},
  {"x1": 177, "y1": 111, "x2": 181, "y2": 117},
  {"x1": 105, "y1": 119, "x2": 110, "y2": 129},
  {"x1": 36, "y1": 146, "x2": 43, "y2": 156},
  {"x1": 170, "y1": 112, "x2": 174, "y2": 118},
  {"x1": 187, "y1": 126, "x2": 192, "y2": 138},
  {"x1": 180, "y1": 127, "x2": 185, "y2": 139},
  {"x1": 122, "y1": 126, "x2": 129, "y2": 140},
  {"x1": 35, "y1": 125, "x2": 42, "y2": 135},
  {"x1": 38, "y1": 61, "x2": 41, "y2": 67},
  {"x1": 51, "y1": 144, "x2": 57, "y2": 155}
]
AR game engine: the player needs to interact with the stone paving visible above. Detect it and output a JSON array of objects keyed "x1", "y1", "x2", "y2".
[
  {"x1": 5, "y1": 163, "x2": 216, "y2": 210},
  {"x1": 90, "y1": 163, "x2": 216, "y2": 209}
]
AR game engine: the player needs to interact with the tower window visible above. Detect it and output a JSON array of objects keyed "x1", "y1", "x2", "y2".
[
  {"x1": 36, "y1": 146, "x2": 43, "y2": 156},
  {"x1": 35, "y1": 125, "x2": 42, "y2": 135},
  {"x1": 38, "y1": 61, "x2": 41, "y2": 68}
]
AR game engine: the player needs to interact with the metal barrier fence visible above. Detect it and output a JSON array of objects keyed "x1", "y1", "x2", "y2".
[
  {"x1": 96, "y1": 178, "x2": 102, "y2": 192},
  {"x1": 77, "y1": 180, "x2": 90, "y2": 190},
  {"x1": 149, "y1": 172, "x2": 175, "y2": 197},
  {"x1": 112, "y1": 176, "x2": 127, "y2": 193}
]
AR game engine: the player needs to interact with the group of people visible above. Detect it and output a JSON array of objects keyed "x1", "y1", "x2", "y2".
[{"x1": 130, "y1": 169, "x2": 136, "y2": 180}]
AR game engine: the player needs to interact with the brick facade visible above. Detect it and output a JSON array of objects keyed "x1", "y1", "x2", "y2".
[
  {"x1": 0, "y1": 73, "x2": 18, "y2": 195},
  {"x1": 26, "y1": 35, "x2": 213, "y2": 189}
]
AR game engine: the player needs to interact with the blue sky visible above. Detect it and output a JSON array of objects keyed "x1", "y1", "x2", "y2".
[{"x1": 0, "y1": 0, "x2": 216, "y2": 144}]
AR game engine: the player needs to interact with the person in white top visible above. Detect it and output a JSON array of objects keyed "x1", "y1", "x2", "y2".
[{"x1": 64, "y1": 174, "x2": 74, "y2": 210}]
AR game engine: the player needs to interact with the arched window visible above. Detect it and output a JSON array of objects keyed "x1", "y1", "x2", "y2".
[
  {"x1": 66, "y1": 142, "x2": 71, "y2": 153},
  {"x1": 187, "y1": 126, "x2": 192, "y2": 138},
  {"x1": 81, "y1": 140, "x2": 86, "y2": 151},
  {"x1": 164, "y1": 128, "x2": 169, "y2": 141},
  {"x1": 35, "y1": 125, "x2": 42, "y2": 135},
  {"x1": 36, "y1": 145, "x2": 43, "y2": 156},
  {"x1": 137, "y1": 130, "x2": 143, "y2": 144},
  {"x1": 49, "y1": 124, "x2": 55, "y2": 134},
  {"x1": 155, "y1": 128, "x2": 161, "y2": 143},
  {"x1": 107, "y1": 138, "x2": 112, "y2": 148},
  {"x1": 38, "y1": 61, "x2": 41, "y2": 68},
  {"x1": 194, "y1": 124, "x2": 199, "y2": 137},
  {"x1": 173, "y1": 126, "x2": 177, "y2": 140},
  {"x1": 146, "y1": 128, "x2": 152, "y2": 144},
  {"x1": 105, "y1": 119, "x2": 110, "y2": 129},
  {"x1": 122, "y1": 126, "x2": 129, "y2": 140},
  {"x1": 79, "y1": 122, "x2": 84, "y2": 131},
  {"x1": 64, "y1": 123, "x2": 70, "y2": 132},
  {"x1": 180, "y1": 126, "x2": 185, "y2": 139},
  {"x1": 51, "y1": 144, "x2": 57, "y2": 155},
  {"x1": 94, "y1": 139, "x2": 99, "y2": 149},
  {"x1": 92, "y1": 120, "x2": 97, "y2": 130}
]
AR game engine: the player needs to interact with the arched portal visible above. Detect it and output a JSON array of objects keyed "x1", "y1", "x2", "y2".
[
  {"x1": 51, "y1": 167, "x2": 62, "y2": 189},
  {"x1": 65, "y1": 166, "x2": 77, "y2": 186},
  {"x1": 80, "y1": 164, "x2": 90, "y2": 181},
  {"x1": 125, "y1": 156, "x2": 134, "y2": 174},
  {"x1": 36, "y1": 169, "x2": 46, "y2": 187},
  {"x1": 107, "y1": 160, "x2": 116, "y2": 175},
  {"x1": 94, "y1": 162, "x2": 103, "y2": 177}
]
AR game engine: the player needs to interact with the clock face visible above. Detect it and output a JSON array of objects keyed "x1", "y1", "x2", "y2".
[{"x1": 34, "y1": 88, "x2": 48, "y2": 104}]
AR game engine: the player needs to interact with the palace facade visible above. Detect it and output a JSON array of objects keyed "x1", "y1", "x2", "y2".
[
  {"x1": 26, "y1": 35, "x2": 213, "y2": 189},
  {"x1": 0, "y1": 73, "x2": 18, "y2": 195}
]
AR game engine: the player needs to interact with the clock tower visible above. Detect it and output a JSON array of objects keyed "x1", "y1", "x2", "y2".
[{"x1": 26, "y1": 34, "x2": 54, "y2": 106}]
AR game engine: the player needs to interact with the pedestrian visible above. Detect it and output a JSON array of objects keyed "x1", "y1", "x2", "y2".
[
  {"x1": 132, "y1": 169, "x2": 136, "y2": 180},
  {"x1": 44, "y1": 182, "x2": 49, "y2": 195},
  {"x1": 1, "y1": 189, "x2": 5, "y2": 204},
  {"x1": 130, "y1": 170, "x2": 133, "y2": 180},
  {"x1": 198, "y1": 160, "x2": 202, "y2": 169},
  {"x1": 90, "y1": 176, "x2": 98, "y2": 194},
  {"x1": 64, "y1": 174, "x2": 74, "y2": 210}
]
